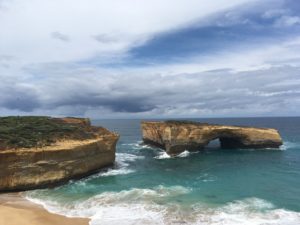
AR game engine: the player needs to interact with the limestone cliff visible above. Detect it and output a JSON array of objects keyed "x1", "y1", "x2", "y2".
[
  {"x1": 0, "y1": 117, "x2": 119, "y2": 192},
  {"x1": 142, "y1": 121, "x2": 283, "y2": 156}
]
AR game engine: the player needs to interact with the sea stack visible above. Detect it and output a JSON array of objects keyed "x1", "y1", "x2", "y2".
[
  {"x1": 141, "y1": 121, "x2": 283, "y2": 156},
  {"x1": 0, "y1": 116, "x2": 119, "y2": 192}
]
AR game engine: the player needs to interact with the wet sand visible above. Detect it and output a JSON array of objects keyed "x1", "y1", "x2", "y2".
[{"x1": 0, "y1": 193, "x2": 89, "y2": 225}]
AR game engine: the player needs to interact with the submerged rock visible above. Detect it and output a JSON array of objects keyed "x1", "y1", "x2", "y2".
[
  {"x1": 0, "y1": 116, "x2": 119, "y2": 191},
  {"x1": 141, "y1": 120, "x2": 283, "y2": 156}
]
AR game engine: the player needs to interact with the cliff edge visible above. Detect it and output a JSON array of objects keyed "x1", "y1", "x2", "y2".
[
  {"x1": 0, "y1": 116, "x2": 119, "y2": 192},
  {"x1": 142, "y1": 120, "x2": 283, "y2": 156}
]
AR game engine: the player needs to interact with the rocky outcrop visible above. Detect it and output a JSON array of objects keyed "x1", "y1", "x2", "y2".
[
  {"x1": 142, "y1": 121, "x2": 283, "y2": 156},
  {"x1": 0, "y1": 117, "x2": 119, "y2": 192}
]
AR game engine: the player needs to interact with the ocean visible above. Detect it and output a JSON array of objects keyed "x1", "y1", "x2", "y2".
[{"x1": 26, "y1": 117, "x2": 300, "y2": 225}]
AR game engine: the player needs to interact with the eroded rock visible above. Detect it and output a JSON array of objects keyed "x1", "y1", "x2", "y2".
[
  {"x1": 142, "y1": 121, "x2": 283, "y2": 156},
  {"x1": 0, "y1": 117, "x2": 119, "y2": 191}
]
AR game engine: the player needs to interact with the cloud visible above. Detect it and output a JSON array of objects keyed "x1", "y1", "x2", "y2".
[
  {"x1": 0, "y1": 0, "x2": 256, "y2": 64},
  {"x1": 0, "y1": 77, "x2": 40, "y2": 112},
  {"x1": 262, "y1": 9, "x2": 289, "y2": 19},
  {"x1": 98, "y1": 0, "x2": 300, "y2": 66},
  {"x1": 1, "y1": 0, "x2": 300, "y2": 118},
  {"x1": 274, "y1": 16, "x2": 300, "y2": 27},
  {"x1": 0, "y1": 0, "x2": 9, "y2": 9},
  {"x1": 51, "y1": 31, "x2": 70, "y2": 42},
  {"x1": 93, "y1": 34, "x2": 119, "y2": 43},
  {"x1": 2, "y1": 59, "x2": 300, "y2": 118}
]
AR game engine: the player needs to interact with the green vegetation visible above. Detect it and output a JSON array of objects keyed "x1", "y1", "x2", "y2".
[
  {"x1": 0, "y1": 116, "x2": 97, "y2": 150},
  {"x1": 165, "y1": 120, "x2": 210, "y2": 126}
]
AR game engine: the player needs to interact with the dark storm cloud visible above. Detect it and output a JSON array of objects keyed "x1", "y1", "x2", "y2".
[
  {"x1": 53, "y1": 94, "x2": 156, "y2": 113},
  {"x1": 1, "y1": 64, "x2": 300, "y2": 117},
  {"x1": 2, "y1": 93, "x2": 40, "y2": 112},
  {"x1": 3, "y1": 64, "x2": 296, "y2": 117},
  {"x1": 0, "y1": 84, "x2": 40, "y2": 112}
]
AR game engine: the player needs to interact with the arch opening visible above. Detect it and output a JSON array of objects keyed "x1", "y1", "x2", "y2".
[
  {"x1": 205, "y1": 135, "x2": 245, "y2": 150},
  {"x1": 219, "y1": 137, "x2": 245, "y2": 149},
  {"x1": 205, "y1": 138, "x2": 221, "y2": 150}
]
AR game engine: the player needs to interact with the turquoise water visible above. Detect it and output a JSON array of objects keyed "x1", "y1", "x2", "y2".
[{"x1": 26, "y1": 118, "x2": 300, "y2": 224}]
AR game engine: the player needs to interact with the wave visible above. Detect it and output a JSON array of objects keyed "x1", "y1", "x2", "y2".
[
  {"x1": 99, "y1": 168, "x2": 135, "y2": 177},
  {"x1": 26, "y1": 186, "x2": 300, "y2": 225},
  {"x1": 122, "y1": 140, "x2": 300, "y2": 153},
  {"x1": 155, "y1": 151, "x2": 171, "y2": 159},
  {"x1": 155, "y1": 150, "x2": 191, "y2": 159},
  {"x1": 26, "y1": 185, "x2": 190, "y2": 225},
  {"x1": 193, "y1": 198, "x2": 300, "y2": 225},
  {"x1": 121, "y1": 141, "x2": 150, "y2": 150},
  {"x1": 100, "y1": 153, "x2": 144, "y2": 176},
  {"x1": 123, "y1": 141, "x2": 192, "y2": 159},
  {"x1": 177, "y1": 150, "x2": 190, "y2": 157},
  {"x1": 85, "y1": 153, "x2": 144, "y2": 178},
  {"x1": 280, "y1": 141, "x2": 299, "y2": 151}
]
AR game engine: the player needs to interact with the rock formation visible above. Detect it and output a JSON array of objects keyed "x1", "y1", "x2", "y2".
[
  {"x1": 0, "y1": 117, "x2": 119, "y2": 192},
  {"x1": 142, "y1": 121, "x2": 283, "y2": 156}
]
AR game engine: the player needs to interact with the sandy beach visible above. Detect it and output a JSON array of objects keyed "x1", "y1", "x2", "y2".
[{"x1": 0, "y1": 193, "x2": 89, "y2": 225}]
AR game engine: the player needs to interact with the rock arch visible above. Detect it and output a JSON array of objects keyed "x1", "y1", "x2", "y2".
[{"x1": 142, "y1": 121, "x2": 283, "y2": 156}]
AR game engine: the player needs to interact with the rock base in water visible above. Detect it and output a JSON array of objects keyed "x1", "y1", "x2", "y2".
[{"x1": 142, "y1": 120, "x2": 283, "y2": 156}]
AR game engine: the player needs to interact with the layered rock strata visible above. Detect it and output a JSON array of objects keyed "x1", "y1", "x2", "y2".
[
  {"x1": 0, "y1": 117, "x2": 119, "y2": 191},
  {"x1": 142, "y1": 121, "x2": 283, "y2": 156}
]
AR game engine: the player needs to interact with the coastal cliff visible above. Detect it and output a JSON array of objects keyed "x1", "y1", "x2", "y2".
[
  {"x1": 0, "y1": 116, "x2": 119, "y2": 192},
  {"x1": 142, "y1": 121, "x2": 283, "y2": 156}
]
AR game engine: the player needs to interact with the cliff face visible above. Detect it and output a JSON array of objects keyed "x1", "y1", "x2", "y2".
[
  {"x1": 0, "y1": 117, "x2": 119, "y2": 192},
  {"x1": 142, "y1": 121, "x2": 283, "y2": 156}
]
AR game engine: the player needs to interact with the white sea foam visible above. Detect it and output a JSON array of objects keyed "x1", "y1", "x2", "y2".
[
  {"x1": 280, "y1": 141, "x2": 299, "y2": 151},
  {"x1": 155, "y1": 150, "x2": 190, "y2": 159},
  {"x1": 116, "y1": 153, "x2": 145, "y2": 165},
  {"x1": 86, "y1": 153, "x2": 144, "y2": 178},
  {"x1": 26, "y1": 185, "x2": 190, "y2": 225},
  {"x1": 26, "y1": 191, "x2": 300, "y2": 225},
  {"x1": 177, "y1": 150, "x2": 190, "y2": 157},
  {"x1": 193, "y1": 198, "x2": 300, "y2": 225},
  {"x1": 155, "y1": 151, "x2": 171, "y2": 159},
  {"x1": 121, "y1": 141, "x2": 150, "y2": 150},
  {"x1": 99, "y1": 168, "x2": 135, "y2": 177}
]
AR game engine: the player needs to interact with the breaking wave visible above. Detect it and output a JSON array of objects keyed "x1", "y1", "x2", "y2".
[
  {"x1": 87, "y1": 153, "x2": 144, "y2": 178},
  {"x1": 121, "y1": 141, "x2": 150, "y2": 150},
  {"x1": 155, "y1": 150, "x2": 191, "y2": 159},
  {"x1": 26, "y1": 187, "x2": 300, "y2": 225},
  {"x1": 26, "y1": 185, "x2": 190, "y2": 225},
  {"x1": 280, "y1": 141, "x2": 299, "y2": 151}
]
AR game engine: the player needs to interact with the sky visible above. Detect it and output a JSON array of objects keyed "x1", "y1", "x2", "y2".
[{"x1": 0, "y1": 0, "x2": 300, "y2": 118}]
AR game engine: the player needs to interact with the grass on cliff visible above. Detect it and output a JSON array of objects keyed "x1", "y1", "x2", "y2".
[
  {"x1": 0, "y1": 116, "x2": 97, "y2": 150},
  {"x1": 165, "y1": 120, "x2": 210, "y2": 126}
]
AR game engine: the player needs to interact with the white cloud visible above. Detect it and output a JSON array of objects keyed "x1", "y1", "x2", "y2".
[
  {"x1": 274, "y1": 15, "x2": 300, "y2": 27},
  {"x1": 0, "y1": 0, "x2": 256, "y2": 65}
]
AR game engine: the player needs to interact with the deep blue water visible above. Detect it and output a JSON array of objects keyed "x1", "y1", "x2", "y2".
[{"x1": 26, "y1": 117, "x2": 300, "y2": 225}]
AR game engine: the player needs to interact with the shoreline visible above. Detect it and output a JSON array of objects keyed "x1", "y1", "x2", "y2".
[{"x1": 0, "y1": 193, "x2": 89, "y2": 225}]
